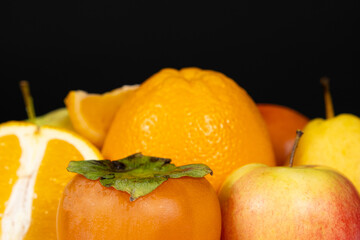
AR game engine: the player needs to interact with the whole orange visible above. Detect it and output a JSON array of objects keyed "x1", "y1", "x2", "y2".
[{"x1": 102, "y1": 67, "x2": 276, "y2": 189}]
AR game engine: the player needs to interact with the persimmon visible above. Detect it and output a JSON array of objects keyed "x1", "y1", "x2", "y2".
[{"x1": 56, "y1": 153, "x2": 221, "y2": 240}]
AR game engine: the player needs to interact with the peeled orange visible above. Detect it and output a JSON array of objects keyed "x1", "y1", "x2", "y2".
[
  {"x1": 102, "y1": 67, "x2": 276, "y2": 190},
  {"x1": 65, "y1": 85, "x2": 139, "y2": 148},
  {"x1": 0, "y1": 121, "x2": 102, "y2": 239}
]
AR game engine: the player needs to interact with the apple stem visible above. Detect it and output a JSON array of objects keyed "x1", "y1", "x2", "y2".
[
  {"x1": 289, "y1": 130, "x2": 304, "y2": 168},
  {"x1": 20, "y1": 80, "x2": 37, "y2": 123},
  {"x1": 320, "y1": 77, "x2": 335, "y2": 119}
]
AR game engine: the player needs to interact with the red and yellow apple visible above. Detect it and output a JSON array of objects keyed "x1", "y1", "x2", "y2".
[
  {"x1": 218, "y1": 163, "x2": 360, "y2": 240},
  {"x1": 218, "y1": 131, "x2": 360, "y2": 240}
]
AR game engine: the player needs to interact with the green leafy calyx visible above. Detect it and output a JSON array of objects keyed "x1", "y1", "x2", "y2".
[{"x1": 67, "y1": 153, "x2": 213, "y2": 201}]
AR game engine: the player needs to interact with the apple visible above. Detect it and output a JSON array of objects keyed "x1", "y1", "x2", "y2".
[
  {"x1": 293, "y1": 77, "x2": 360, "y2": 192},
  {"x1": 19, "y1": 81, "x2": 74, "y2": 130},
  {"x1": 32, "y1": 108, "x2": 74, "y2": 130},
  {"x1": 218, "y1": 130, "x2": 360, "y2": 240},
  {"x1": 257, "y1": 103, "x2": 309, "y2": 166}
]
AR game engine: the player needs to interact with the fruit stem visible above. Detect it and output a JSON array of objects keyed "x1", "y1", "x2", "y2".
[
  {"x1": 288, "y1": 130, "x2": 303, "y2": 168},
  {"x1": 320, "y1": 77, "x2": 335, "y2": 119},
  {"x1": 20, "y1": 80, "x2": 36, "y2": 123}
]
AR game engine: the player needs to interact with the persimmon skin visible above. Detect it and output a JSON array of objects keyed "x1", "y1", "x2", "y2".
[{"x1": 56, "y1": 175, "x2": 221, "y2": 240}]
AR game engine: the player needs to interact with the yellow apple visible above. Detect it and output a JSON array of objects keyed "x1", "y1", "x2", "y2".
[
  {"x1": 293, "y1": 78, "x2": 360, "y2": 191},
  {"x1": 294, "y1": 114, "x2": 360, "y2": 190}
]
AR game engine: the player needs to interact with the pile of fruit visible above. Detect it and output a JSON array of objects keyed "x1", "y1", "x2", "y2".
[{"x1": 1, "y1": 68, "x2": 360, "y2": 240}]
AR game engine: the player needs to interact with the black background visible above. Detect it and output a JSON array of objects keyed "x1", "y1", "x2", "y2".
[{"x1": 1, "y1": 0, "x2": 359, "y2": 123}]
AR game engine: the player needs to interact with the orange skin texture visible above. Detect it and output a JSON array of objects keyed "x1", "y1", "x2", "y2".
[
  {"x1": 218, "y1": 164, "x2": 360, "y2": 240},
  {"x1": 57, "y1": 175, "x2": 221, "y2": 240},
  {"x1": 102, "y1": 68, "x2": 275, "y2": 190},
  {"x1": 257, "y1": 104, "x2": 309, "y2": 165}
]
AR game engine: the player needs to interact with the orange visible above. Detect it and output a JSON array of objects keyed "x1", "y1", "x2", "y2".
[
  {"x1": 0, "y1": 121, "x2": 102, "y2": 239},
  {"x1": 102, "y1": 67, "x2": 276, "y2": 190},
  {"x1": 65, "y1": 84, "x2": 139, "y2": 148},
  {"x1": 57, "y1": 175, "x2": 221, "y2": 240}
]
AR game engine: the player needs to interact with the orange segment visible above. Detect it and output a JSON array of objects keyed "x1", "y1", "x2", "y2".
[
  {"x1": 0, "y1": 134, "x2": 21, "y2": 234},
  {"x1": 24, "y1": 139, "x2": 85, "y2": 240},
  {"x1": 65, "y1": 85, "x2": 139, "y2": 148},
  {"x1": 0, "y1": 121, "x2": 102, "y2": 240}
]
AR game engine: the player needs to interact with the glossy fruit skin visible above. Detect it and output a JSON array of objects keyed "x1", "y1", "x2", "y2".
[
  {"x1": 218, "y1": 164, "x2": 360, "y2": 240},
  {"x1": 32, "y1": 108, "x2": 74, "y2": 131},
  {"x1": 257, "y1": 103, "x2": 309, "y2": 165},
  {"x1": 294, "y1": 113, "x2": 360, "y2": 192},
  {"x1": 57, "y1": 175, "x2": 221, "y2": 240},
  {"x1": 102, "y1": 67, "x2": 275, "y2": 190}
]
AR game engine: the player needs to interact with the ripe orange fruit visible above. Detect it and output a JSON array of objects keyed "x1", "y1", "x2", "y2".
[
  {"x1": 57, "y1": 175, "x2": 221, "y2": 240},
  {"x1": 0, "y1": 121, "x2": 102, "y2": 239},
  {"x1": 257, "y1": 104, "x2": 309, "y2": 166},
  {"x1": 102, "y1": 67, "x2": 276, "y2": 190},
  {"x1": 65, "y1": 85, "x2": 139, "y2": 148}
]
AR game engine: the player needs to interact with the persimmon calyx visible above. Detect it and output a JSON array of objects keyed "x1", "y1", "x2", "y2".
[{"x1": 67, "y1": 153, "x2": 213, "y2": 201}]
